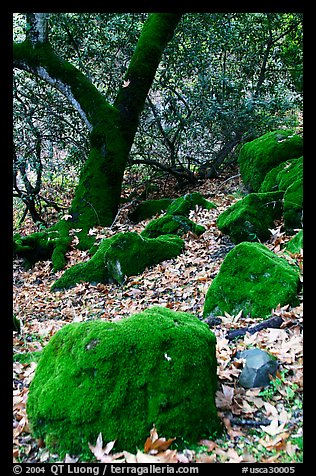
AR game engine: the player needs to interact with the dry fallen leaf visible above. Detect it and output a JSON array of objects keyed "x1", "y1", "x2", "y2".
[
  {"x1": 260, "y1": 418, "x2": 286, "y2": 436},
  {"x1": 88, "y1": 433, "x2": 116, "y2": 462}
]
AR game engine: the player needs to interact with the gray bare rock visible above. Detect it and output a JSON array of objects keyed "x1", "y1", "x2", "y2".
[{"x1": 236, "y1": 348, "x2": 278, "y2": 389}]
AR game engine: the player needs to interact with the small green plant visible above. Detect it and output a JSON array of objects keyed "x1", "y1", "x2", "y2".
[{"x1": 259, "y1": 371, "x2": 286, "y2": 399}]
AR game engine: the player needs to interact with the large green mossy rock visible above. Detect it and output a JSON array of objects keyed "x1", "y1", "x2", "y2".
[
  {"x1": 238, "y1": 130, "x2": 303, "y2": 192},
  {"x1": 203, "y1": 242, "x2": 300, "y2": 319},
  {"x1": 216, "y1": 191, "x2": 283, "y2": 244},
  {"x1": 166, "y1": 192, "x2": 216, "y2": 216},
  {"x1": 128, "y1": 198, "x2": 173, "y2": 222},
  {"x1": 27, "y1": 306, "x2": 221, "y2": 456},
  {"x1": 259, "y1": 156, "x2": 303, "y2": 193},
  {"x1": 51, "y1": 232, "x2": 184, "y2": 290},
  {"x1": 141, "y1": 214, "x2": 205, "y2": 239},
  {"x1": 283, "y1": 179, "x2": 303, "y2": 233}
]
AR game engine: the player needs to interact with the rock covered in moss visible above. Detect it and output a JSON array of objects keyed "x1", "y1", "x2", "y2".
[
  {"x1": 238, "y1": 130, "x2": 303, "y2": 192},
  {"x1": 216, "y1": 191, "x2": 283, "y2": 244},
  {"x1": 203, "y1": 242, "x2": 300, "y2": 319},
  {"x1": 27, "y1": 306, "x2": 222, "y2": 456},
  {"x1": 51, "y1": 232, "x2": 184, "y2": 290},
  {"x1": 141, "y1": 214, "x2": 205, "y2": 238},
  {"x1": 285, "y1": 230, "x2": 303, "y2": 254},
  {"x1": 166, "y1": 192, "x2": 216, "y2": 217},
  {"x1": 259, "y1": 156, "x2": 303, "y2": 193},
  {"x1": 128, "y1": 198, "x2": 173, "y2": 222},
  {"x1": 283, "y1": 179, "x2": 303, "y2": 233}
]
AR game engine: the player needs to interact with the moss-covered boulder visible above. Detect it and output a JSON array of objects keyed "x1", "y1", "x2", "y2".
[
  {"x1": 285, "y1": 229, "x2": 303, "y2": 254},
  {"x1": 238, "y1": 130, "x2": 303, "y2": 192},
  {"x1": 166, "y1": 192, "x2": 216, "y2": 217},
  {"x1": 259, "y1": 156, "x2": 303, "y2": 193},
  {"x1": 128, "y1": 198, "x2": 173, "y2": 222},
  {"x1": 141, "y1": 214, "x2": 205, "y2": 239},
  {"x1": 51, "y1": 232, "x2": 184, "y2": 290},
  {"x1": 283, "y1": 179, "x2": 303, "y2": 233},
  {"x1": 216, "y1": 191, "x2": 283, "y2": 244},
  {"x1": 27, "y1": 306, "x2": 222, "y2": 456},
  {"x1": 203, "y1": 242, "x2": 300, "y2": 319}
]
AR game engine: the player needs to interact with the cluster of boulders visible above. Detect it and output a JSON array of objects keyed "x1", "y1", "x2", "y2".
[
  {"x1": 205, "y1": 129, "x2": 303, "y2": 320},
  {"x1": 25, "y1": 129, "x2": 303, "y2": 457},
  {"x1": 51, "y1": 192, "x2": 216, "y2": 291}
]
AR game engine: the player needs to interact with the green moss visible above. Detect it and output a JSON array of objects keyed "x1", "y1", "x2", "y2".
[
  {"x1": 283, "y1": 179, "x2": 303, "y2": 233},
  {"x1": 259, "y1": 156, "x2": 303, "y2": 193},
  {"x1": 203, "y1": 242, "x2": 300, "y2": 319},
  {"x1": 51, "y1": 232, "x2": 184, "y2": 290},
  {"x1": 238, "y1": 130, "x2": 303, "y2": 192},
  {"x1": 13, "y1": 230, "x2": 60, "y2": 269},
  {"x1": 141, "y1": 214, "x2": 205, "y2": 238},
  {"x1": 285, "y1": 230, "x2": 303, "y2": 254},
  {"x1": 166, "y1": 192, "x2": 216, "y2": 217},
  {"x1": 216, "y1": 191, "x2": 283, "y2": 244},
  {"x1": 129, "y1": 198, "x2": 173, "y2": 222},
  {"x1": 27, "y1": 306, "x2": 222, "y2": 457},
  {"x1": 13, "y1": 221, "x2": 73, "y2": 272}
]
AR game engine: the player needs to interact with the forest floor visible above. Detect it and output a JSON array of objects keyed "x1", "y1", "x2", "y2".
[{"x1": 13, "y1": 167, "x2": 303, "y2": 464}]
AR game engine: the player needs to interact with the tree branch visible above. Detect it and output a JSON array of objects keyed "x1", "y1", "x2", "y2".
[{"x1": 13, "y1": 41, "x2": 116, "y2": 132}]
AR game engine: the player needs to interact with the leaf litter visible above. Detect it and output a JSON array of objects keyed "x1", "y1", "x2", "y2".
[{"x1": 13, "y1": 170, "x2": 303, "y2": 463}]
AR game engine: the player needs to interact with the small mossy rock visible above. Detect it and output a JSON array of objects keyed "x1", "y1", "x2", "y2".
[
  {"x1": 285, "y1": 230, "x2": 303, "y2": 254},
  {"x1": 283, "y1": 179, "x2": 303, "y2": 233},
  {"x1": 166, "y1": 192, "x2": 216, "y2": 217},
  {"x1": 26, "y1": 306, "x2": 222, "y2": 456},
  {"x1": 236, "y1": 348, "x2": 278, "y2": 388},
  {"x1": 238, "y1": 130, "x2": 303, "y2": 192},
  {"x1": 216, "y1": 191, "x2": 283, "y2": 244},
  {"x1": 128, "y1": 198, "x2": 173, "y2": 222},
  {"x1": 51, "y1": 232, "x2": 184, "y2": 290},
  {"x1": 141, "y1": 214, "x2": 205, "y2": 238},
  {"x1": 203, "y1": 242, "x2": 300, "y2": 319},
  {"x1": 259, "y1": 156, "x2": 303, "y2": 193}
]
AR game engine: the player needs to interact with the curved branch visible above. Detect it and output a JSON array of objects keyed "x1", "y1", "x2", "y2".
[{"x1": 13, "y1": 41, "x2": 117, "y2": 132}]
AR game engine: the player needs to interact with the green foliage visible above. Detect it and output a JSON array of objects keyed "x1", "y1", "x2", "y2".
[{"x1": 27, "y1": 306, "x2": 221, "y2": 456}]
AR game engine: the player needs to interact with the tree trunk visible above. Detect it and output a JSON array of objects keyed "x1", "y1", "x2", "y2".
[{"x1": 14, "y1": 13, "x2": 182, "y2": 231}]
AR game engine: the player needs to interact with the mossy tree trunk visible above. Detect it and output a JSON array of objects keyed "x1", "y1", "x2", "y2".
[{"x1": 13, "y1": 13, "x2": 182, "y2": 230}]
